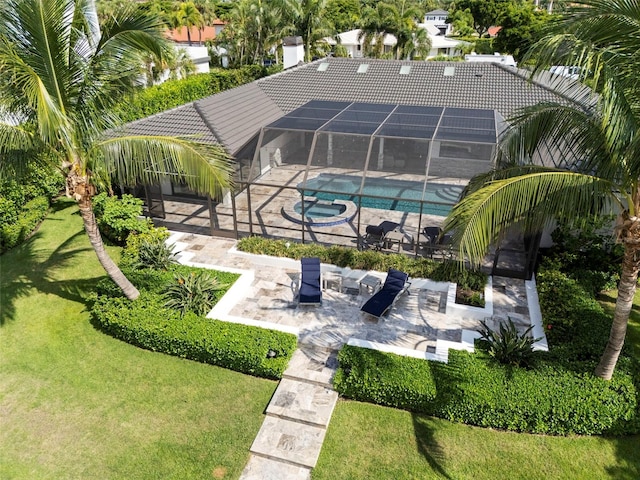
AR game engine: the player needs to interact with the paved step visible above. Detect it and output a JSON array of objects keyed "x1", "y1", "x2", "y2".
[
  {"x1": 267, "y1": 378, "x2": 338, "y2": 427},
  {"x1": 249, "y1": 416, "x2": 328, "y2": 469},
  {"x1": 282, "y1": 348, "x2": 338, "y2": 388},
  {"x1": 239, "y1": 455, "x2": 311, "y2": 480}
]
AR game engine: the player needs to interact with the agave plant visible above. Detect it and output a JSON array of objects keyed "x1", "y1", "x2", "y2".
[
  {"x1": 164, "y1": 271, "x2": 227, "y2": 317},
  {"x1": 477, "y1": 318, "x2": 542, "y2": 368}
]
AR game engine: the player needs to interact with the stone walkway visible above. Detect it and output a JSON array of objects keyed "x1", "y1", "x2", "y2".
[{"x1": 166, "y1": 231, "x2": 547, "y2": 479}]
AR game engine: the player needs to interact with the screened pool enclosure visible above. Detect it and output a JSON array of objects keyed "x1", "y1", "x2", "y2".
[{"x1": 146, "y1": 100, "x2": 506, "y2": 258}]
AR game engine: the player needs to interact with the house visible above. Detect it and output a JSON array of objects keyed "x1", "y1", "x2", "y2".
[
  {"x1": 465, "y1": 52, "x2": 517, "y2": 68},
  {"x1": 424, "y1": 9, "x2": 452, "y2": 36},
  {"x1": 163, "y1": 21, "x2": 227, "y2": 76},
  {"x1": 122, "y1": 57, "x2": 572, "y2": 278},
  {"x1": 326, "y1": 27, "x2": 466, "y2": 59}
]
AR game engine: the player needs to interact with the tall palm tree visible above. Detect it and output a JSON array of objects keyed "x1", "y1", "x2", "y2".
[
  {"x1": 294, "y1": 0, "x2": 333, "y2": 62},
  {"x1": 0, "y1": 0, "x2": 233, "y2": 300},
  {"x1": 443, "y1": 0, "x2": 640, "y2": 380}
]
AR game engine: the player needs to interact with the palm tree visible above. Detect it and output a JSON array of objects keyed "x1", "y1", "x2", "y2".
[
  {"x1": 443, "y1": 0, "x2": 640, "y2": 380},
  {"x1": 174, "y1": 1, "x2": 204, "y2": 45},
  {"x1": 294, "y1": 0, "x2": 334, "y2": 62},
  {"x1": 0, "y1": 0, "x2": 233, "y2": 300}
]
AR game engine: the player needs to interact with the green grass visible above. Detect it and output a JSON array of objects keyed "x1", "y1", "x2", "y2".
[
  {"x1": 0, "y1": 199, "x2": 276, "y2": 479},
  {"x1": 314, "y1": 402, "x2": 640, "y2": 480},
  {"x1": 2, "y1": 199, "x2": 639, "y2": 479}
]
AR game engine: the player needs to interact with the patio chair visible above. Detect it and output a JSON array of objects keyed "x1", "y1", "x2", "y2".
[
  {"x1": 420, "y1": 226, "x2": 453, "y2": 258},
  {"x1": 360, "y1": 268, "x2": 410, "y2": 318},
  {"x1": 362, "y1": 221, "x2": 400, "y2": 250},
  {"x1": 297, "y1": 257, "x2": 322, "y2": 305}
]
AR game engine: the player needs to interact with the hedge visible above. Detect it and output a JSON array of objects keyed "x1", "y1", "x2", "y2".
[
  {"x1": 0, "y1": 196, "x2": 50, "y2": 252},
  {"x1": 236, "y1": 236, "x2": 487, "y2": 291},
  {"x1": 334, "y1": 346, "x2": 639, "y2": 436},
  {"x1": 91, "y1": 290, "x2": 297, "y2": 379},
  {"x1": 91, "y1": 265, "x2": 298, "y2": 379},
  {"x1": 115, "y1": 65, "x2": 272, "y2": 123}
]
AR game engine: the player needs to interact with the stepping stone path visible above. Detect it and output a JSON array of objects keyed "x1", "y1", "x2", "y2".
[{"x1": 239, "y1": 347, "x2": 339, "y2": 480}]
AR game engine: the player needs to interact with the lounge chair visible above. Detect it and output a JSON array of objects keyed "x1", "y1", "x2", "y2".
[
  {"x1": 420, "y1": 226, "x2": 453, "y2": 258},
  {"x1": 298, "y1": 257, "x2": 322, "y2": 305},
  {"x1": 360, "y1": 268, "x2": 410, "y2": 318},
  {"x1": 363, "y1": 221, "x2": 400, "y2": 250}
]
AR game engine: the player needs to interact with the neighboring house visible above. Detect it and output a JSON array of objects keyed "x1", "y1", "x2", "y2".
[
  {"x1": 487, "y1": 26, "x2": 502, "y2": 37},
  {"x1": 164, "y1": 21, "x2": 227, "y2": 75},
  {"x1": 465, "y1": 52, "x2": 517, "y2": 68},
  {"x1": 326, "y1": 27, "x2": 466, "y2": 59},
  {"x1": 424, "y1": 9, "x2": 452, "y2": 36}
]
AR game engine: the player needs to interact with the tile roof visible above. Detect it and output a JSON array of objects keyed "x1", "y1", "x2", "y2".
[{"x1": 124, "y1": 57, "x2": 572, "y2": 155}]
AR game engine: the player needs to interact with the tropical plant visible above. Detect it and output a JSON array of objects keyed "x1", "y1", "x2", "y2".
[
  {"x1": 164, "y1": 270, "x2": 227, "y2": 316},
  {"x1": 135, "y1": 238, "x2": 177, "y2": 270},
  {"x1": 0, "y1": 0, "x2": 233, "y2": 300},
  {"x1": 293, "y1": 0, "x2": 334, "y2": 62},
  {"x1": 172, "y1": 1, "x2": 204, "y2": 45},
  {"x1": 477, "y1": 318, "x2": 541, "y2": 368},
  {"x1": 443, "y1": 1, "x2": 640, "y2": 380}
]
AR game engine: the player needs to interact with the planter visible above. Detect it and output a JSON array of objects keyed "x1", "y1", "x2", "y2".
[{"x1": 445, "y1": 276, "x2": 493, "y2": 320}]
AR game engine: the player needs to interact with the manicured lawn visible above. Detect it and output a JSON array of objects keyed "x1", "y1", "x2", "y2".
[
  {"x1": 0, "y1": 199, "x2": 276, "y2": 479},
  {"x1": 2, "y1": 199, "x2": 639, "y2": 479},
  {"x1": 314, "y1": 401, "x2": 639, "y2": 480}
]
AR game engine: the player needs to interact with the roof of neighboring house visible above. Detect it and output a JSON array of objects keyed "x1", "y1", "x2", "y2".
[
  {"x1": 488, "y1": 26, "x2": 502, "y2": 37},
  {"x1": 124, "y1": 57, "x2": 573, "y2": 155},
  {"x1": 167, "y1": 23, "x2": 224, "y2": 43},
  {"x1": 425, "y1": 9, "x2": 449, "y2": 16}
]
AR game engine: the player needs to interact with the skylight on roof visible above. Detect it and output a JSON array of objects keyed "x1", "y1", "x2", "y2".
[
  {"x1": 317, "y1": 62, "x2": 329, "y2": 72},
  {"x1": 399, "y1": 65, "x2": 411, "y2": 75},
  {"x1": 357, "y1": 64, "x2": 369, "y2": 74},
  {"x1": 443, "y1": 66, "x2": 455, "y2": 76}
]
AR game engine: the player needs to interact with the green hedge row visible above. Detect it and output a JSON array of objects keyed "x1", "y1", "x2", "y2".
[
  {"x1": 91, "y1": 264, "x2": 298, "y2": 379},
  {"x1": 116, "y1": 65, "x2": 272, "y2": 123},
  {"x1": 91, "y1": 290, "x2": 297, "y2": 379},
  {"x1": 0, "y1": 196, "x2": 50, "y2": 252},
  {"x1": 236, "y1": 237, "x2": 487, "y2": 291},
  {"x1": 334, "y1": 345, "x2": 639, "y2": 436}
]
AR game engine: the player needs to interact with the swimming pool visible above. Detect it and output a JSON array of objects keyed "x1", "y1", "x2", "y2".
[{"x1": 300, "y1": 174, "x2": 463, "y2": 215}]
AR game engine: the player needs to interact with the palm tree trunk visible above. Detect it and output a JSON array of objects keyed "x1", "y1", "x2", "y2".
[
  {"x1": 594, "y1": 212, "x2": 640, "y2": 379},
  {"x1": 75, "y1": 184, "x2": 140, "y2": 301}
]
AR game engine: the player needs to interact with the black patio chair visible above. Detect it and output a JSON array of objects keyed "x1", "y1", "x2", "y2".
[
  {"x1": 363, "y1": 221, "x2": 400, "y2": 250},
  {"x1": 360, "y1": 268, "x2": 410, "y2": 318}
]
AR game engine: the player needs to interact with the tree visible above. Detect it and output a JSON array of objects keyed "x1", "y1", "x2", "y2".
[
  {"x1": 293, "y1": 0, "x2": 334, "y2": 62},
  {"x1": 443, "y1": 1, "x2": 640, "y2": 380},
  {"x1": 174, "y1": 1, "x2": 204, "y2": 45},
  {"x1": 451, "y1": 0, "x2": 512, "y2": 37},
  {"x1": 446, "y1": 8, "x2": 475, "y2": 37},
  {"x1": 493, "y1": 1, "x2": 552, "y2": 59},
  {"x1": 325, "y1": 0, "x2": 361, "y2": 33},
  {"x1": 0, "y1": 0, "x2": 232, "y2": 300}
]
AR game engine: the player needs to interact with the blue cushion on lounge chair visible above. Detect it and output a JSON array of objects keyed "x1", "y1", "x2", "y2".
[
  {"x1": 299, "y1": 257, "x2": 322, "y2": 304},
  {"x1": 360, "y1": 268, "x2": 409, "y2": 317}
]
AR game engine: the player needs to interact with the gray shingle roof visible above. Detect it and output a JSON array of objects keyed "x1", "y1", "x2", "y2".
[
  {"x1": 257, "y1": 58, "x2": 562, "y2": 118},
  {"x1": 124, "y1": 57, "x2": 571, "y2": 155}
]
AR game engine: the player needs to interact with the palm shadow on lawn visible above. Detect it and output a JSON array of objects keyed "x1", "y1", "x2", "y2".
[{"x1": 0, "y1": 200, "x2": 108, "y2": 325}]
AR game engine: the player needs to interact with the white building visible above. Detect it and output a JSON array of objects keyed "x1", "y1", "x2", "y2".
[
  {"x1": 424, "y1": 9, "x2": 452, "y2": 36},
  {"x1": 326, "y1": 27, "x2": 466, "y2": 60},
  {"x1": 465, "y1": 52, "x2": 517, "y2": 68}
]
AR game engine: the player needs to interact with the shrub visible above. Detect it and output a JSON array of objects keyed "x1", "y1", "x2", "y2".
[
  {"x1": 91, "y1": 291, "x2": 297, "y2": 379},
  {"x1": 164, "y1": 270, "x2": 227, "y2": 316},
  {"x1": 92, "y1": 193, "x2": 150, "y2": 245},
  {"x1": 236, "y1": 237, "x2": 487, "y2": 287},
  {"x1": 333, "y1": 346, "x2": 639, "y2": 435},
  {"x1": 0, "y1": 196, "x2": 50, "y2": 252},
  {"x1": 121, "y1": 226, "x2": 171, "y2": 268},
  {"x1": 135, "y1": 237, "x2": 177, "y2": 270},
  {"x1": 477, "y1": 318, "x2": 541, "y2": 368}
]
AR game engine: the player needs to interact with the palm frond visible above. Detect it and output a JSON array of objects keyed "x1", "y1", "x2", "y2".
[
  {"x1": 443, "y1": 170, "x2": 618, "y2": 265},
  {"x1": 93, "y1": 135, "x2": 234, "y2": 198}
]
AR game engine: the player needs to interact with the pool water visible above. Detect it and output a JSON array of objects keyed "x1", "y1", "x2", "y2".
[
  {"x1": 300, "y1": 174, "x2": 463, "y2": 215},
  {"x1": 294, "y1": 200, "x2": 347, "y2": 218}
]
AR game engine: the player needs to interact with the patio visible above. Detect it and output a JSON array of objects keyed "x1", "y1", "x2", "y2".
[{"x1": 169, "y1": 231, "x2": 547, "y2": 361}]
